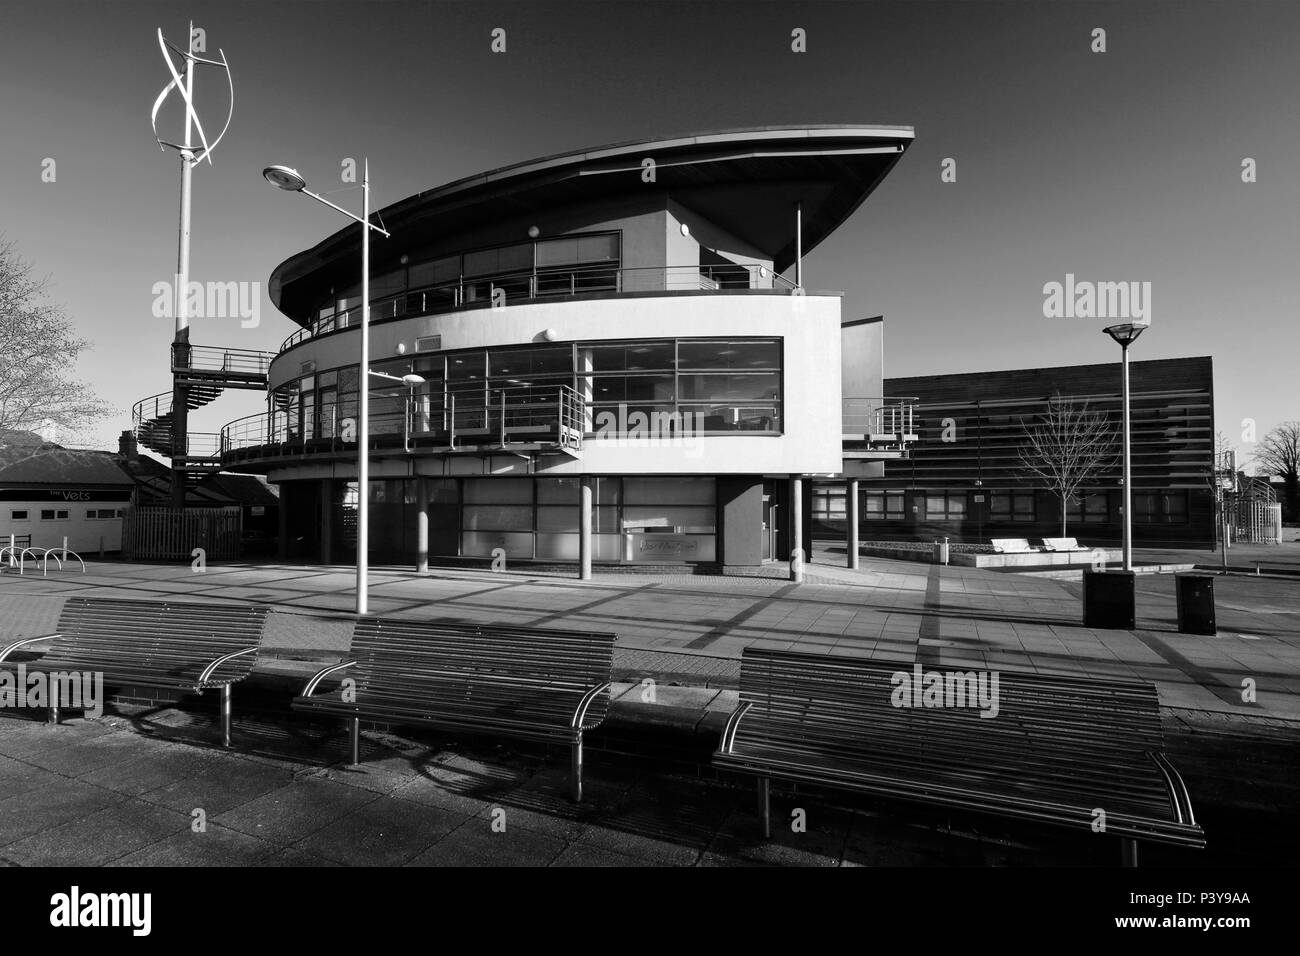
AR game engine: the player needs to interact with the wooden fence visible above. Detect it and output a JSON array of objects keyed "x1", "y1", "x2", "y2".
[{"x1": 122, "y1": 506, "x2": 242, "y2": 561}]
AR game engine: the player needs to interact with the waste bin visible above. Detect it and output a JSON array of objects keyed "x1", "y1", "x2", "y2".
[
  {"x1": 1083, "y1": 570, "x2": 1136, "y2": 629},
  {"x1": 933, "y1": 537, "x2": 950, "y2": 565},
  {"x1": 1176, "y1": 574, "x2": 1216, "y2": 635}
]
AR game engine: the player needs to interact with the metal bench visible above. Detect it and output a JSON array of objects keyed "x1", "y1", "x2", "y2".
[
  {"x1": 990, "y1": 537, "x2": 1038, "y2": 553},
  {"x1": 714, "y1": 648, "x2": 1204, "y2": 865},
  {"x1": 0, "y1": 597, "x2": 267, "y2": 746},
  {"x1": 293, "y1": 617, "x2": 616, "y2": 801},
  {"x1": 1040, "y1": 537, "x2": 1085, "y2": 551}
]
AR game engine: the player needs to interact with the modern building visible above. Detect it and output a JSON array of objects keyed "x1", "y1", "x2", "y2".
[
  {"x1": 218, "y1": 126, "x2": 917, "y2": 569},
  {"x1": 812, "y1": 356, "x2": 1217, "y2": 549}
]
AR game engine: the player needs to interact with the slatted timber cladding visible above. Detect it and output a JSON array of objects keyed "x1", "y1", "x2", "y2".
[
  {"x1": 717, "y1": 648, "x2": 1204, "y2": 847},
  {"x1": 294, "y1": 618, "x2": 616, "y2": 744},
  {"x1": 29, "y1": 597, "x2": 268, "y2": 691}
]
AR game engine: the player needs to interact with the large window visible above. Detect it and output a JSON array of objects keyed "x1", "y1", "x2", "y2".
[
  {"x1": 924, "y1": 492, "x2": 966, "y2": 520},
  {"x1": 1134, "y1": 491, "x2": 1188, "y2": 524},
  {"x1": 270, "y1": 337, "x2": 783, "y2": 445},
  {"x1": 863, "y1": 492, "x2": 906, "y2": 520},
  {"x1": 989, "y1": 490, "x2": 1036, "y2": 522},
  {"x1": 456, "y1": 476, "x2": 714, "y2": 563},
  {"x1": 582, "y1": 338, "x2": 781, "y2": 435},
  {"x1": 1069, "y1": 493, "x2": 1111, "y2": 524}
]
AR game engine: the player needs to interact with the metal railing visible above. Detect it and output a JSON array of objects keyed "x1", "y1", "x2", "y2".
[
  {"x1": 220, "y1": 383, "x2": 587, "y2": 461},
  {"x1": 183, "y1": 345, "x2": 274, "y2": 376},
  {"x1": 279, "y1": 263, "x2": 800, "y2": 354},
  {"x1": 843, "y1": 397, "x2": 918, "y2": 441}
]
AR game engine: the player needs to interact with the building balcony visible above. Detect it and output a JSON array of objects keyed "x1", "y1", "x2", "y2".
[
  {"x1": 220, "y1": 384, "x2": 585, "y2": 470},
  {"x1": 278, "y1": 263, "x2": 799, "y2": 357},
  {"x1": 842, "y1": 397, "x2": 918, "y2": 459}
]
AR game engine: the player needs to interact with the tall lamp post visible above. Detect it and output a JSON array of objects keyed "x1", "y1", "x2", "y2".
[
  {"x1": 1103, "y1": 323, "x2": 1147, "y2": 571},
  {"x1": 263, "y1": 162, "x2": 390, "y2": 614}
]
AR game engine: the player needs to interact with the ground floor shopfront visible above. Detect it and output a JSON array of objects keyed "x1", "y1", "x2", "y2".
[{"x1": 277, "y1": 474, "x2": 814, "y2": 570}]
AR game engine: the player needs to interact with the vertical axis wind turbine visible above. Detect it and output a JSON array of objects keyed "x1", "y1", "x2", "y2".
[{"x1": 150, "y1": 23, "x2": 233, "y2": 508}]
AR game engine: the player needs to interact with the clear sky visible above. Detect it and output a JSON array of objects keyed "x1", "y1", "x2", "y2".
[{"x1": 2, "y1": 0, "x2": 1297, "y2": 464}]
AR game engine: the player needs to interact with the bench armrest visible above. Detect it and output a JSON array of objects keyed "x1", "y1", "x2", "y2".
[
  {"x1": 570, "y1": 681, "x2": 612, "y2": 730},
  {"x1": 0, "y1": 633, "x2": 59, "y2": 663},
  {"x1": 717, "y1": 700, "x2": 754, "y2": 754},
  {"x1": 1148, "y1": 751, "x2": 1197, "y2": 827},
  {"x1": 197, "y1": 646, "x2": 258, "y2": 684},
  {"x1": 300, "y1": 660, "x2": 357, "y2": 698}
]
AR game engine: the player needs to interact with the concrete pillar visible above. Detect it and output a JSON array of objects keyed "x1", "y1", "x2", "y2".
[
  {"x1": 846, "y1": 478, "x2": 859, "y2": 569},
  {"x1": 319, "y1": 480, "x2": 333, "y2": 564},
  {"x1": 416, "y1": 476, "x2": 429, "y2": 574},
  {"x1": 790, "y1": 476, "x2": 804, "y2": 582},
  {"x1": 579, "y1": 476, "x2": 593, "y2": 581},
  {"x1": 277, "y1": 484, "x2": 289, "y2": 562}
]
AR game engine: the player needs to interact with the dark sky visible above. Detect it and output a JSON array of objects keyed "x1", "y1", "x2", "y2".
[{"x1": 2, "y1": 0, "x2": 1297, "y2": 457}]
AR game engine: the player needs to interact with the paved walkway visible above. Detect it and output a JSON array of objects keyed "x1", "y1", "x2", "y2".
[
  {"x1": 0, "y1": 705, "x2": 1273, "y2": 868},
  {"x1": 3, "y1": 550, "x2": 1298, "y2": 718},
  {"x1": 2, "y1": 553, "x2": 1297, "y2": 867}
]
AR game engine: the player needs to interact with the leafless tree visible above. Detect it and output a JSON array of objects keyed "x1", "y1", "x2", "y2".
[
  {"x1": 1253, "y1": 421, "x2": 1300, "y2": 521},
  {"x1": 1018, "y1": 394, "x2": 1119, "y2": 537},
  {"x1": 0, "y1": 238, "x2": 112, "y2": 443}
]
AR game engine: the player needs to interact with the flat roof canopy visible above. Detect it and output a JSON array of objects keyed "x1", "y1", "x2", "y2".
[{"x1": 270, "y1": 124, "x2": 914, "y2": 324}]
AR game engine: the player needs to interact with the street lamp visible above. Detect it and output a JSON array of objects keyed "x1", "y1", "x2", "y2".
[
  {"x1": 264, "y1": 161, "x2": 391, "y2": 615},
  {"x1": 370, "y1": 371, "x2": 426, "y2": 452},
  {"x1": 1104, "y1": 322, "x2": 1147, "y2": 571}
]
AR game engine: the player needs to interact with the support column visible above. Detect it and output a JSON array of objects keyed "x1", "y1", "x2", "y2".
[
  {"x1": 277, "y1": 483, "x2": 289, "y2": 562},
  {"x1": 579, "y1": 476, "x2": 593, "y2": 581},
  {"x1": 846, "y1": 478, "x2": 859, "y2": 569},
  {"x1": 790, "y1": 476, "x2": 804, "y2": 582},
  {"x1": 319, "y1": 479, "x2": 333, "y2": 564},
  {"x1": 416, "y1": 476, "x2": 429, "y2": 574}
]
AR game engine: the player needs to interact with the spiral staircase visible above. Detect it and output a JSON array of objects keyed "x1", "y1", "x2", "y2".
[{"x1": 131, "y1": 343, "x2": 272, "y2": 488}]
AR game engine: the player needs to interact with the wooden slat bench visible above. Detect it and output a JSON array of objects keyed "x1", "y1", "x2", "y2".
[
  {"x1": 0, "y1": 597, "x2": 268, "y2": 746},
  {"x1": 293, "y1": 617, "x2": 616, "y2": 801},
  {"x1": 714, "y1": 648, "x2": 1204, "y2": 865}
]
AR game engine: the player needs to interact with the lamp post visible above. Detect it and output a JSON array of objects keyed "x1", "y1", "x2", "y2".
[
  {"x1": 264, "y1": 162, "x2": 390, "y2": 614},
  {"x1": 1103, "y1": 323, "x2": 1147, "y2": 571}
]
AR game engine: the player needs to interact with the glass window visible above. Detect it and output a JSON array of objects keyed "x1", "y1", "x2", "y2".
[
  {"x1": 678, "y1": 373, "x2": 780, "y2": 403},
  {"x1": 678, "y1": 340, "x2": 779, "y2": 370},
  {"x1": 925, "y1": 493, "x2": 965, "y2": 519},
  {"x1": 464, "y1": 242, "x2": 532, "y2": 278},
  {"x1": 1070, "y1": 493, "x2": 1111, "y2": 523},
  {"x1": 536, "y1": 233, "x2": 619, "y2": 267},
  {"x1": 624, "y1": 477, "x2": 715, "y2": 506},
  {"x1": 490, "y1": 346, "x2": 571, "y2": 379},
  {"x1": 10, "y1": 510, "x2": 27, "y2": 520},
  {"x1": 462, "y1": 478, "x2": 533, "y2": 505},
  {"x1": 408, "y1": 256, "x2": 460, "y2": 288},
  {"x1": 585, "y1": 342, "x2": 676, "y2": 372}
]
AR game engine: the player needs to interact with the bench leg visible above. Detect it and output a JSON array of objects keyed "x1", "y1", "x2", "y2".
[
  {"x1": 348, "y1": 717, "x2": 360, "y2": 766},
  {"x1": 1121, "y1": 838, "x2": 1139, "y2": 868},
  {"x1": 571, "y1": 738, "x2": 584, "y2": 803},
  {"x1": 220, "y1": 685, "x2": 233, "y2": 748},
  {"x1": 757, "y1": 777, "x2": 771, "y2": 839}
]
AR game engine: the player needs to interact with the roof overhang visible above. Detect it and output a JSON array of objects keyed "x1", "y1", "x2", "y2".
[{"x1": 269, "y1": 124, "x2": 914, "y2": 325}]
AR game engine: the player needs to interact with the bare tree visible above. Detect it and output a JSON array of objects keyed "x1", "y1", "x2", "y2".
[
  {"x1": 1253, "y1": 421, "x2": 1300, "y2": 521},
  {"x1": 0, "y1": 238, "x2": 112, "y2": 443},
  {"x1": 1018, "y1": 394, "x2": 1119, "y2": 537}
]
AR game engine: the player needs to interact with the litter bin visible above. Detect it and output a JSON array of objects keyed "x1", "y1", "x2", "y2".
[
  {"x1": 1083, "y1": 570, "x2": 1136, "y2": 629},
  {"x1": 1176, "y1": 574, "x2": 1216, "y2": 635},
  {"x1": 933, "y1": 537, "x2": 950, "y2": 565}
]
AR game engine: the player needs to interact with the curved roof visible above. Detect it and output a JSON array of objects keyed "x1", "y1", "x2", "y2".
[{"x1": 270, "y1": 124, "x2": 914, "y2": 324}]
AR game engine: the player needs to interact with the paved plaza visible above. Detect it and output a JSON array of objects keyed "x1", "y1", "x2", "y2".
[{"x1": 1, "y1": 548, "x2": 1298, "y2": 866}]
